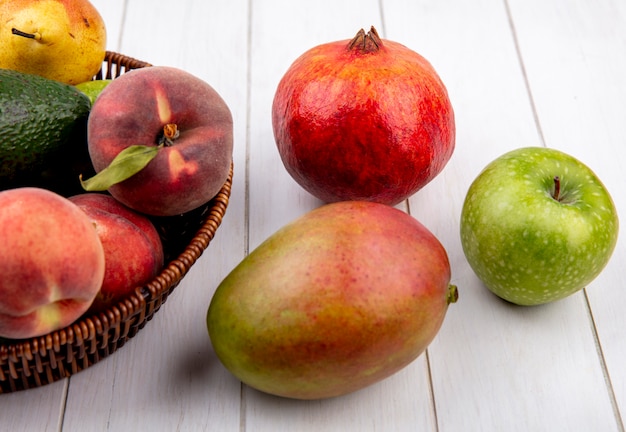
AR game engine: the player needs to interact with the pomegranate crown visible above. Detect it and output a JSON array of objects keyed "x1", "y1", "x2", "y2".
[{"x1": 348, "y1": 26, "x2": 383, "y2": 53}]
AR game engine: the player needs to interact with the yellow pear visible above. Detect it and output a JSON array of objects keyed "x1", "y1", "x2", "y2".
[{"x1": 0, "y1": 0, "x2": 107, "y2": 85}]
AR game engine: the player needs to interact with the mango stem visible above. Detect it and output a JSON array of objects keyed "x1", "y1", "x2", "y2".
[{"x1": 447, "y1": 285, "x2": 459, "y2": 305}]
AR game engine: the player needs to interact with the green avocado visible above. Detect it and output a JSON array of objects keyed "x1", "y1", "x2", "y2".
[{"x1": 0, "y1": 68, "x2": 95, "y2": 195}]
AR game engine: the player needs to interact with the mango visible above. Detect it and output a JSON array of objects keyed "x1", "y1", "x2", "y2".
[{"x1": 207, "y1": 201, "x2": 457, "y2": 400}]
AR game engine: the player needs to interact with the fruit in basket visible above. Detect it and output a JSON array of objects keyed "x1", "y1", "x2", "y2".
[
  {"x1": 0, "y1": 187, "x2": 105, "y2": 339},
  {"x1": 272, "y1": 26, "x2": 455, "y2": 205},
  {"x1": 75, "y1": 79, "x2": 112, "y2": 104},
  {"x1": 207, "y1": 201, "x2": 458, "y2": 399},
  {"x1": 0, "y1": 68, "x2": 92, "y2": 195},
  {"x1": 460, "y1": 147, "x2": 619, "y2": 306},
  {"x1": 0, "y1": 0, "x2": 107, "y2": 85},
  {"x1": 69, "y1": 193, "x2": 164, "y2": 313},
  {"x1": 84, "y1": 66, "x2": 233, "y2": 216}
]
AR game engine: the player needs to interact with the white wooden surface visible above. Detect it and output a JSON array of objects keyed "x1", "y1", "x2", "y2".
[{"x1": 2, "y1": 0, "x2": 625, "y2": 430}]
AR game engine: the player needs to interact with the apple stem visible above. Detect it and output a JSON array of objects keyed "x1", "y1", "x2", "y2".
[
  {"x1": 158, "y1": 123, "x2": 180, "y2": 146},
  {"x1": 12, "y1": 28, "x2": 41, "y2": 41},
  {"x1": 552, "y1": 176, "x2": 561, "y2": 201},
  {"x1": 348, "y1": 26, "x2": 383, "y2": 53}
]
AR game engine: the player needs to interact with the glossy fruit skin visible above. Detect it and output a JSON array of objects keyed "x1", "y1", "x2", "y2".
[
  {"x1": 75, "y1": 79, "x2": 112, "y2": 105},
  {"x1": 207, "y1": 201, "x2": 457, "y2": 399},
  {"x1": 460, "y1": 147, "x2": 619, "y2": 305},
  {"x1": 272, "y1": 27, "x2": 455, "y2": 205},
  {"x1": 0, "y1": 0, "x2": 107, "y2": 85}
]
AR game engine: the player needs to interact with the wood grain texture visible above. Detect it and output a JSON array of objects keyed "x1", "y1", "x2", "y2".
[
  {"x1": 245, "y1": 2, "x2": 437, "y2": 429},
  {"x1": 386, "y1": 1, "x2": 621, "y2": 431},
  {"x1": 64, "y1": 0, "x2": 248, "y2": 431},
  {"x1": 508, "y1": 0, "x2": 626, "y2": 425},
  {"x1": 1, "y1": 0, "x2": 624, "y2": 430}
]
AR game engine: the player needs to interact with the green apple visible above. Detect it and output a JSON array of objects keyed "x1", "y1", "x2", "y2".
[{"x1": 460, "y1": 146, "x2": 619, "y2": 306}]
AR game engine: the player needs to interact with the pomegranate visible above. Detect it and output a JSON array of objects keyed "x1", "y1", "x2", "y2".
[{"x1": 272, "y1": 26, "x2": 455, "y2": 205}]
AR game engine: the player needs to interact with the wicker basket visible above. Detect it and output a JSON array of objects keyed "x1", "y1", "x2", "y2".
[{"x1": 0, "y1": 52, "x2": 233, "y2": 393}]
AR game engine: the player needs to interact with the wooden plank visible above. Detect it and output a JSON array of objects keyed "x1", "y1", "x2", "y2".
[
  {"x1": 92, "y1": 0, "x2": 126, "y2": 52},
  {"x1": 0, "y1": 380, "x2": 67, "y2": 432},
  {"x1": 2, "y1": 1, "x2": 624, "y2": 431},
  {"x1": 508, "y1": 0, "x2": 626, "y2": 426},
  {"x1": 384, "y1": 0, "x2": 620, "y2": 430},
  {"x1": 61, "y1": 0, "x2": 248, "y2": 430},
  {"x1": 0, "y1": 2, "x2": 126, "y2": 430},
  {"x1": 243, "y1": 1, "x2": 438, "y2": 431}
]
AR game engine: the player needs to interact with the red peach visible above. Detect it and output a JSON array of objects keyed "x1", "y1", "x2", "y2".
[
  {"x1": 87, "y1": 66, "x2": 233, "y2": 216},
  {"x1": 0, "y1": 188, "x2": 105, "y2": 339},
  {"x1": 69, "y1": 193, "x2": 164, "y2": 313}
]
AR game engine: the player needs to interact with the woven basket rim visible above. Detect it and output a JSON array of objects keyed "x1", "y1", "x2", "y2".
[
  {"x1": 0, "y1": 52, "x2": 233, "y2": 392},
  {"x1": 0, "y1": 163, "x2": 232, "y2": 351}
]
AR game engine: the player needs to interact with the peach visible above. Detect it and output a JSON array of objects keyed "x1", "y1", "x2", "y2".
[
  {"x1": 69, "y1": 193, "x2": 164, "y2": 313},
  {"x1": 0, "y1": 187, "x2": 105, "y2": 339},
  {"x1": 86, "y1": 66, "x2": 233, "y2": 216}
]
